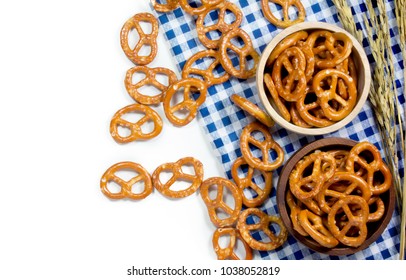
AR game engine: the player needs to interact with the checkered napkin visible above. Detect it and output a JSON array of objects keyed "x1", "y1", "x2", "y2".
[{"x1": 151, "y1": 0, "x2": 404, "y2": 259}]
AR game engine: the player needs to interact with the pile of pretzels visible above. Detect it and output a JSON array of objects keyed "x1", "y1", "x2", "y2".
[
  {"x1": 102, "y1": 0, "x2": 300, "y2": 260},
  {"x1": 287, "y1": 142, "x2": 392, "y2": 248},
  {"x1": 264, "y1": 29, "x2": 358, "y2": 128},
  {"x1": 111, "y1": 0, "x2": 267, "y2": 144},
  {"x1": 102, "y1": 92, "x2": 289, "y2": 260}
]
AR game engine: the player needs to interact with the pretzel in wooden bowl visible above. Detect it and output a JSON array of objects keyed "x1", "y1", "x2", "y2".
[
  {"x1": 257, "y1": 23, "x2": 371, "y2": 135},
  {"x1": 277, "y1": 138, "x2": 394, "y2": 255}
]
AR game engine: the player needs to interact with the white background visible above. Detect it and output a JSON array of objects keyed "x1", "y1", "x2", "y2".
[
  {"x1": 0, "y1": 0, "x2": 228, "y2": 278},
  {"x1": 0, "y1": 1, "x2": 404, "y2": 279}
]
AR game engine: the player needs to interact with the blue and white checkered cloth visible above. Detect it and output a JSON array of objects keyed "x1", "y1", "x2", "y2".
[{"x1": 151, "y1": 0, "x2": 404, "y2": 259}]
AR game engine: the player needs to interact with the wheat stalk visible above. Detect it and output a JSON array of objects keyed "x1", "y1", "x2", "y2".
[
  {"x1": 332, "y1": 0, "x2": 406, "y2": 259},
  {"x1": 394, "y1": 0, "x2": 406, "y2": 261}
]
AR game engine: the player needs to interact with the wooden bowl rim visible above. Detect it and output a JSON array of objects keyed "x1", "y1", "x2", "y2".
[
  {"x1": 256, "y1": 22, "x2": 371, "y2": 135},
  {"x1": 276, "y1": 137, "x2": 396, "y2": 256}
]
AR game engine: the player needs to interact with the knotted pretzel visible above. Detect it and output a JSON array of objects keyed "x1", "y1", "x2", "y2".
[
  {"x1": 289, "y1": 151, "x2": 336, "y2": 201},
  {"x1": 316, "y1": 172, "x2": 371, "y2": 214},
  {"x1": 286, "y1": 190, "x2": 308, "y2": 236},
  {"x1": 163, "y1": 78, "x2": 207, "y2": 126},
  {"x1": 312, "y1": 69, "x2": 357, "y2": 121},
  {"x1": 196, "y1": 1, "x2": 243, "y2": 49},
  {"x1": 151, "y1": 0, "x2": 179, "y2": 13},
  {"x1": 317, "y1": 32, "x2": 353, "y2": 69},
  {"x1": 212, "y1": 227, "x2": 253, "y2": 260},
  {"x1": 266, "y1": 31, "x2": 308, "y2": 66},
  {"x1": 298, "y1": 209, "x2": 339, "y2": 248},
  {"x1": 264, "y1": 73, "x2": 291, "y2": 122},
  {"x1": 219, "y1": 28, "x2": 259, "y2": 79},
  {"x1": 125, "y1": 66, "x2": 177, "y2": 105},
  {"x1": 120, "y1": 13, "x2": 158, "y2": 65},
  {"x1": 345, "y1": 142, "x2": 392, "y2": 195},
  {"x1": 237, "y1": 208, "x2": 288, "y2": 251},
  {"x1": 240, "y1": 121, "x2": 284, "y2": 172},
  {"x1": 367, "y1": 196, "x2": 385, "y2": 222},
  {"x1": 231, "y1": 156, "x2": 273, "y2": 208},
  {"x1": 179, "y1": 0, "x2": 224, "y2": 15},
  {"x1": 230, "y1": 94, "x2": 275, "y2": 128},
  {"x1": 110, "y1": 103, "x2": 163, "y2": 143},
  {"x1": 182, "y1": 50, "x2": 230, "y2": 87},
  {"x1": 271, "y1": 47, "x2": 307, "y2": 102},
  {"x1": 100, "y1": 161, "x2": 153, "y2": 200},
  {"x1": 200, "y1": 177, "x2": 243, "y2": 227},
  {"x1": 290, "y1": 103, "x2": 312, "y2": 128},
  {"x1": 327, "y1": 195, "x2": 369, "y2": 247},
  {"x1": 152, "y1": 157, "x2": 204, "y2": 198},
  {"x1": 296, "y1": 89, "x2": 334, "y2": 127},
  {"x1": 261, "y1": 0, "x2": 306, "y2": 29}
]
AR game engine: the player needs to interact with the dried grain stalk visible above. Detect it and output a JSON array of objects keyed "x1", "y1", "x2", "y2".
[{"x1": 332, "y1": 0, "x2": 406, "y2": 259}]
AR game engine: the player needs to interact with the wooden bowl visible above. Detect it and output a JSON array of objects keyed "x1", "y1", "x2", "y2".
[
  {"x1": 256, "y1": 22, "x2": 371, "y2": 135},
  {"x1": 276, "y1": 137, "x2": 395, "y2": 256}
]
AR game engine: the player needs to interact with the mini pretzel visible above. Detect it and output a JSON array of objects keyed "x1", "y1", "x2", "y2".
[
  {"x1": 266, "y1": 31, "x2": 308, "y2": 66},
  {"x1": 346, "y1": 142, "x2": 392, "y2": 195},
  {"x1": 290, "y1": 103, "x2": 312, "y2": 128},
  {"x1": 240, "y1": 121, "x2": 284, "y2": 172},
  {"x1": 151, "y1": 0, "x2": 179, "y2": 13},
  {"x1": 179, "y1": 0, "x2": 224, "y2": 15},
  {"x1": 289, "y1": 151, "x2": 336, "y2": 201},
  {"x1": 367, "y1": 196, "x2": 385, "y2": 222},
  {"x1": 100, "y1": 161, "x2": 153, "y2": 200},
  {"x1": 312, "y1": 69, "x2": 357, "y2": 121},
  {"x1": 317, "y1": 32, "x2": 353, "y2": 69},
  {"x1": 212, "y1": 228, "x2": 253, "y2": 260},
  {"x1": 231, "y1": 156, "x2": 273, "y2": 207},
  {"x1": 152, "y1": 157, "x2": 204, "y2": 198},
  {"x1": 237, "y1": 208, "x2": 288, "y2": 251},
  {"x1": 298, "y1": 209, "x2": 339, "y2": 248},
  {"x1": 296, "y1": 90, "x2": 333, "y2": 127},
  {"x1": 261, "y1": 0, "x2": 305, "y2": 29},
  {"x1": 196, "y1": 1, "x2": 243, "y2": 49},
  {"x1": 264, "y1": 73, "x2": 291, "y2": 122},
  {"x1": 327, "y1": 195, "x2": 369, "y2": 247},
  {"x1": 296, "y1": 41, "x2": 315, "y2": 82},
  {"x1": 219, "y1": 28, "x2": 260, "y2": 79},
  {"x1": 120, "y1": 13, "x2": 158, "y2": 65},
  {"x1": 327, "y1": 150, "x2": 349, "y2": 171},
  {"x1": 182, "y1": 50, "x2": 230, "y2": 87},
  {"x1": 272, "y1": 47, "x2": 307, "y2": 102},
  {"x1": 306, "y1": 30, "x2": 332, "y2": 57},
  {"x1": 163, "y1": 78, "x2": 207, "y2": 126},
  {"x1": 125, "y1": 66, "x2": 177, "y2": 105},
  {"x1": 230, "y1": 94, "x2": 275, "y2": 128},
  {"x1": 316, "y1": 172, "x2": 371, "y2": 214},
  {"x1": 200, "y1": 177, "x2": 243, "y2": 227},
  {"x1": 286, "y1": 190, "x2": 308, "y2": 236},
  {"x1": 110, "y1": 103, "x2": 163, "y2": 143}
]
